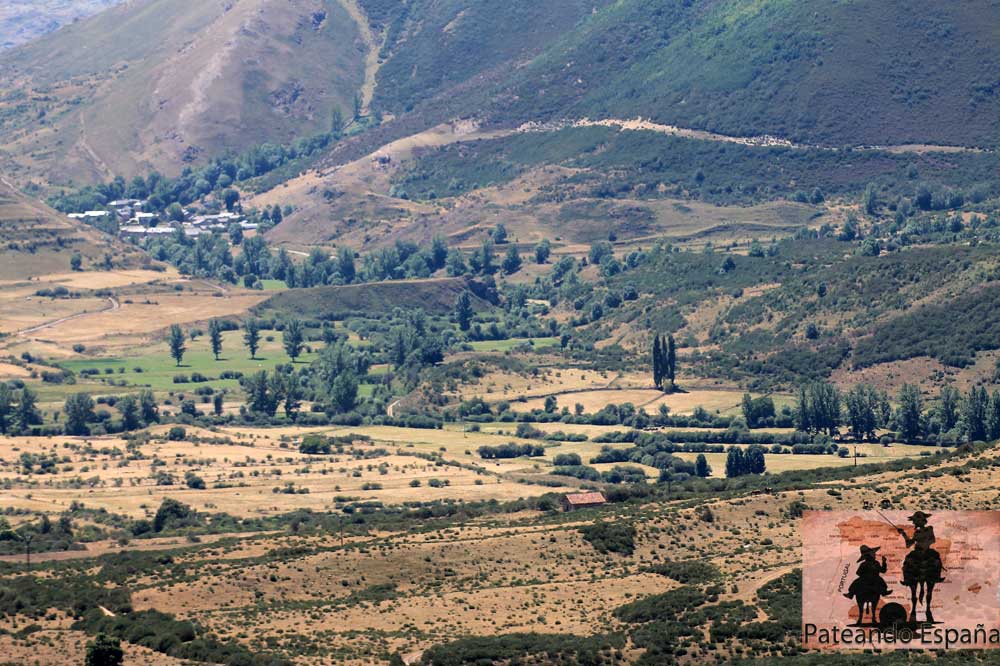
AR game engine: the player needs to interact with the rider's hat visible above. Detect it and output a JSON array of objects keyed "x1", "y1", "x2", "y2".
[
  {"x1": 907, "y1": 511, "x2": 932, "y2": 523},
  {"x1": 858, "y1": 545, "x2": 880, "y2": 561}
]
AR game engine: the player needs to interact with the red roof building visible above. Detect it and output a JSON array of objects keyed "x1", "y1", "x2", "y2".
[{"x1": 561, "y1": 491, "x2": 607, "y2": 511}]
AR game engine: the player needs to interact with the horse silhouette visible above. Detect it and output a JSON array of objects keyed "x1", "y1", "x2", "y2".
[{"x1": 897, "y1": 511, "x2": 944, "y2": 623}]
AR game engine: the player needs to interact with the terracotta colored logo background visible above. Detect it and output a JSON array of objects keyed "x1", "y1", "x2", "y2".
[{"x1": 802, "y1": 510, "x2": 1000, "y2": 649}]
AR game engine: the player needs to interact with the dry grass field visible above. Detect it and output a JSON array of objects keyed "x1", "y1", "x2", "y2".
[{"x1": 2, "y1": 424, "x2": 990, "y2": 664}]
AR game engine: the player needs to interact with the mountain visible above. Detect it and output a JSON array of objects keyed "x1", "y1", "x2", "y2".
[
  {"x1": 364, "y1": 0, "x2": 1000, "y2": 149},
  {"x1": 5, "y1": 0, "x2": 1000, "y2": 191},
  {"x1": 0, "y1": 0, "x2": 366, "y2": 186},
  {"x1": 0, "y1": 0, "x2": 122, "y2": 50}
]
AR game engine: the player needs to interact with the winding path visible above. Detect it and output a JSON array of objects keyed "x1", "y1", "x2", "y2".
[{"x1": 16, "y1": 295, "x2": 119, "y2": 336}]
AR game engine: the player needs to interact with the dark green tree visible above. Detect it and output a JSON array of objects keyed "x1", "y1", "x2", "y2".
[
  {"x1": 652, "y1": 335, "x2": 663, "y2": 389},
  {"x1": 337, "y1": 246, "x2": 356, "y2": 283},
  {"x1": 243, "y1": 318, "x2": 261, "y2": 359},
  {"x1": 845, "y1": 384, "x2": 880, "y2": 441},
  {"x1": 937, "y1": 385, "x2": 961, "y2": 432},
  {"x1": 118, "y1": 395, "x2": 140, "y2": 431},
  {"x1": 746, "y1": 445, "x2": 766, "y2": 474},
  {"x1": 283, "y1": 318, "x2": 305, "y2": 361},
  {"x1": 209, "y1": 318, "x2": 224, "y2": 361},
  {"x1": 139, "y1": 389, "x2": 159, "y2": 424},
  {"x1": 502, "y1": 245, "x2": 522, "y2": 274},
  {"x1": 222, "y1": 189, "x2": 240, "y2": 211},
  {"x1": 168, "y1": 324, "x2": 186, "y2": 367},
  {"x1": 455, "y1": 292, "x2": 474, "y2": 332},
  {"x1": 64, "y1": 393, "x2": 95, "y2": 436},
  {"x1": 897, "y1": 384, "x2": 924, "y2": 443},
  {"x1": 329, "y1": 372, "x2": 359, "y2": 414},
  {"x1": 695, "y1": 453, "x2": 711, "y2": 478},
  {"x1": 283, "y1": 372, "x2": 303, "y2": 420},
  {"x1": 14, "y1": 388, "x2": 40, "y2": 434},
  {"x1": 725, "y1": 447, "x2": 745, "y2": 478},
  {"x1": 85, "y1": 633, "x2": 123, "y2": 666},
  {"x1": 963, "y1": 386, "x2": 990, "y2": 442},
  {"x1": 534, "y1": 239, "x2": 551, "y2": 264},
  {"x1": 0, "y1": 383, "x2": 11, "y2": 435},
  {"x1": 988, "y1": 390, "x2": 1000, "y2": 441},
  {"x1": 665, "y1": 335, "x2": 677, "y2": 391}
]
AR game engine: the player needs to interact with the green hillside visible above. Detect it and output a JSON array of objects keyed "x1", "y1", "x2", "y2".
[
  {"x1": 364, "y1": 0, "x2": 1000, "y2": 149},
  {"x1": 361, "y1": 0, "x2": 613, "y2": 115}
]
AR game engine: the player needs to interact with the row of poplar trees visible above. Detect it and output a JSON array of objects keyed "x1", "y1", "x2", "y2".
[{"x1": 652, "y1": 334, "x2": 677, "y2": 392}]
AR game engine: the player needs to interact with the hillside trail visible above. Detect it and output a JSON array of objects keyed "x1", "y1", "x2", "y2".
[
  {"x1": 565, "y1": 118, "x2": 988, "y2": 154},
  {"x1": 16, "y1": 295, "x2": 119, "y2": 336},
  {"x1": 77, "y1": 110, "x2": 116, "y2": 182},
  {"x1": 336, "y1": 0, "x2": 383, "y2": 116}
]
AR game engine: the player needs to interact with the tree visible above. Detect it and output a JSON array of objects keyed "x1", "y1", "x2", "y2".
[
  {"x1": 139, "y1": 389, "x2": 159, "y2": 424},
  {"x1": 209, "y1": 319, "x2": 224, "y2": 361},
  {"x1": 228, "y1": 222, "x2": 244, "y2": 246},
  {"x1": 454, "y1": 292, "x2": 474, "y2": 332},
  {"x1": 544, "y1": 395, "x2": 558, "y2": 413},
  {"x1": 535, "y1": 239, "x2": 551, "y2": 264},
  {"x1": 589, "y1": 241, "x2": 613, "y2": 265},
  {"x1": 242, "y1": 370, "x2": 280, "y2": 417},
  {"x1": 988, "y1": 390, "x2": 1000, "y2": 441},
  {"x1": 283, "y1": 372, "x2": 303, "y2": 420},
  {"x1": 271, "y1": 205, "x2": 283, "y2": 225},
  {"x1": 937, "y1": 385, "x2": 961, "y2": 432},
  {"x1": 331, "y1": 106, "x2": 344, "y2": 137},
  {"x1": 329, "y1": 372, "x2": 358, "y2": 414},
  {"x1": 502, "y1": 245, "x2": 522, "y2": 274},
  {"x1": 665, "y1": 335, "x2": 677, "y2": 391},
  {"x1": 725, "y1": 447, "x2": 745, "y2": 478},
  {"x1": 64, "y1": 393, "x2": 96, "y2": 436},
  {"x1": 799, "y1": 381, "x2": 841, "y2": 436},
  {"x1": 337, "y1": 247, "x2": 356, "y2": 283},
  {"x1": 243, "y1": 318, "x2": 261, "y2": 359},
  {"x1": 118, "y1": 395, "x2": 140, "y2": 431},
  {"x1": 85, "y1": 633, "x2": 123, "y2": 666},
  {"x1": 897, "y1": 384, "x2": 924, "y2": 443},
  {"x1": 0, "y1": 383, "x2": 12, "y2": 435},
  {"x1": 963, "y1": 386, "x2": 989, "y2": 442},
  {"x1": 864, "y1": 182, "x2": 878, "y2": 215},
  {"x1": 283, "y1": 319, "x2": 305, "y2": 362},
  {"x1": 742, "y1": 394, "x2": 775, "y2": 428},
  {"x1": 492, "y1": 224, "x2": 508, "y2": 244},
  {"x1": 446, "y1": 249, "x2": 467, "y2": 276},
  {"x1": 845, "y1": 384, "x2": 880, "y2": 442},
  {"x1": 70, "y1": 252, "x2": 83, "y2": 272},
  {"x1": 695, "y1": 453, "x2": 711, "y2": 478},
  {"x1": 213, "y1": 392, "x2": 224, "y2": 416},
  {"x1": 430, "y1": 235, "x2": 449, "y2": 271},
  {"x1": 222, "y1": 189, "x2": 240, "y2": 212},
  {"x1": 14, "y1": 388, "x2": 40, "y2": 434},
  {"x1": 168, "y1": 324, "x2": 186, "y2": 367},
  {"x1": 166, "y1": 202, "x2": 185, "y2": 222},
  {"x1": 746, "y1": 445, "x2": 766, "y2": 474},
  {"x1": 478, "y1": 238, "x2": 496, "y2": 274},
  {"x1": 652, "y1": 336, "x2": 663, "y2": 389}
]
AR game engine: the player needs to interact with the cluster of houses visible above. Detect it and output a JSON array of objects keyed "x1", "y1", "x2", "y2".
[{"x1": 69, "y1": 200, "x2": 258, "y2": 240}]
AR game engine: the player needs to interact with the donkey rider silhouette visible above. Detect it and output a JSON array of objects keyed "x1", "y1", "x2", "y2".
[{"x1": 844, "y1": 545, "x2": 892, "y2": 625}]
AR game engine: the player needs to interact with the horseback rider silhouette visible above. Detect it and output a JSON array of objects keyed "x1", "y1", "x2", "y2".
[
  {"x1": 844, "y1": 545, "x2": 892, "y2": 625},
  {"x1": 897, "y1": 511, "x2": 944, "y2": 623}
]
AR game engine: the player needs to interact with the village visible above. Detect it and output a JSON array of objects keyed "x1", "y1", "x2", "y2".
[{"x1": 69, "y1": 199, "x2": 258, "y2": 240}]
